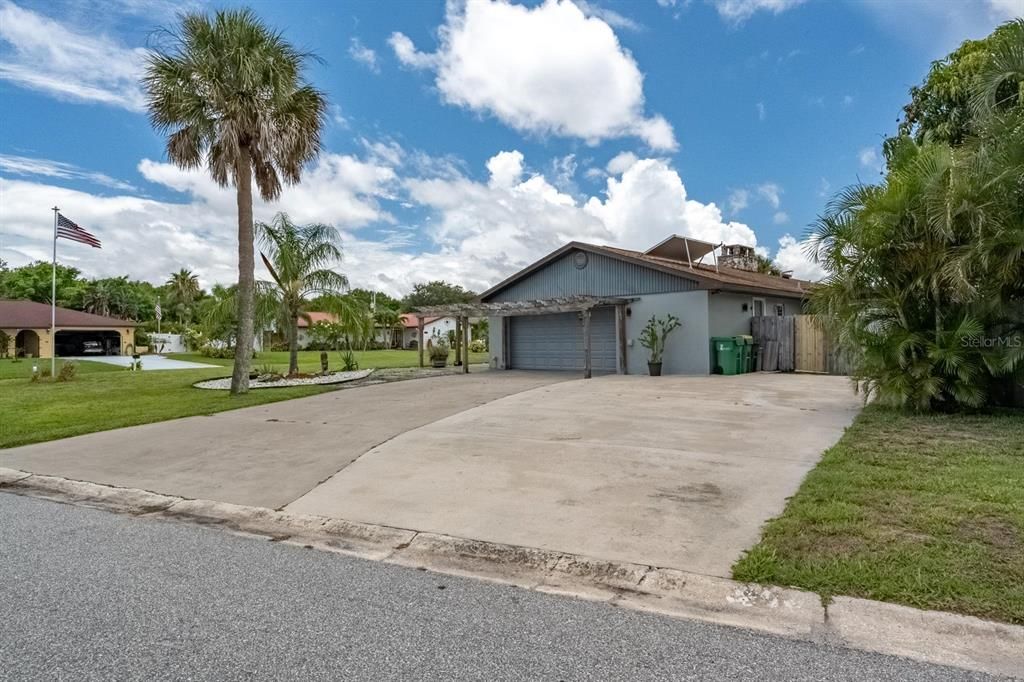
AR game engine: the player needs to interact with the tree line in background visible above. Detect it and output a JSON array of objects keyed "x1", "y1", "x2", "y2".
[
  {"x1": 0, "y1": 215, "x2": 479, "y2": 376},
  {"x1": 809, "y1": 19, "x2": 1023, "y2": 410}
]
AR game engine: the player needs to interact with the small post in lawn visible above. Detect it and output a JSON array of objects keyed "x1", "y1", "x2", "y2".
[
  {"x1": 462, "y1": 315, "x2": 469, "y2": 374},
  {"x1": 417, "y1": 315, "x2": 424, "y2": 368}
]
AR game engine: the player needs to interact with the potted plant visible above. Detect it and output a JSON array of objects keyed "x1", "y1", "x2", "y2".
[
  {"x1": 427, "y1": 334, "x2": 450, "y2": 368},
  {"x1": 639, "y1": 314, "x2": 681, "y2": 376}
]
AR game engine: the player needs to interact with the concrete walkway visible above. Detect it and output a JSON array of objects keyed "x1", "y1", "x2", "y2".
[
  {"x1": 287, "y1": 373, "x2": 861, "y2": 577},
  {"x1": 0, "y1": 372, "x2": 567, "y2": 508},
  {"x1": 69, "y1": 355, "x2": 219, "y2": 370}
]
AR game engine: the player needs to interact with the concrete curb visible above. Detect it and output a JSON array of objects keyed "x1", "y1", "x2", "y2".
[{"x1": 2, "y1": 467, "x2": 1021, "y2": 678}]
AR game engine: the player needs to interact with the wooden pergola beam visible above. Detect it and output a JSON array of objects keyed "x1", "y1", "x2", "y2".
[{"x1": 413, "y1": 296, "x2": 633, "y2": 318}]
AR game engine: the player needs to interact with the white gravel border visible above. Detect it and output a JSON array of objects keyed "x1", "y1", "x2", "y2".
[{"x1": 194, "y1": 368, "x2": 373, "y2": 390}]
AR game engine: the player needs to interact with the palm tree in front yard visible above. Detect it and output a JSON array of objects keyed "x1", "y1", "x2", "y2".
[
  {"x1": 143, "y1": 8, "x2": 327, "y2": 394},
  {"x1": 258, "y1": 213, "x2": 348, "y2": 376}
]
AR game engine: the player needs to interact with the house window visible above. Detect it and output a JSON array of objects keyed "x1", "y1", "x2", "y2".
[
  {"x1": 752, "y1": 298, "x2": 766, "y2": 316},
  {"x1": 775, "y1": 304, "x2": 785, "y2": 316}
]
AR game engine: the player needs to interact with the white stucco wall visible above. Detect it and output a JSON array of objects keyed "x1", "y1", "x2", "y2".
[{"x1": 402, "y1": 317, "x2": 461, "y2": 348}]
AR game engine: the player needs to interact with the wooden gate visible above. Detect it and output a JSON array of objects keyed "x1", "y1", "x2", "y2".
[
  {"x1": 794, "y1": 315, "x2": 849, "y2": 374},
  {"x1": 750, "y1": 315, "x2": 848, "y2": 374},
  {"x1": 750, "y1": 315, "x2": 794, "y2": 371}
]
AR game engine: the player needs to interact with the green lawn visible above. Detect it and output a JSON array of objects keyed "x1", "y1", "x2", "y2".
[
  {"x1": 732, "y1": 405, "x2": 1024, "y2": 624},
  {"x1": 0, "y1": 358, "x2": 124, "y2": 380},
  {"x1": 0, "y1": 349, "x2": 486, "y2": 449}
]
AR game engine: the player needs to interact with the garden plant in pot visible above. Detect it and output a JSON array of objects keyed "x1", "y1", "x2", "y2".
[
  {"x1": 427, "y1": 333, "x2": 450, "y2": 368},
  {"x1": 639, "y1": 314, "x2": 681, "y2": 376}
]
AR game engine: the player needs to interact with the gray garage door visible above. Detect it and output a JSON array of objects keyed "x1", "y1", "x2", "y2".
[{"x1": 509, "y1": 308, "x2": 617, "y2": 371}]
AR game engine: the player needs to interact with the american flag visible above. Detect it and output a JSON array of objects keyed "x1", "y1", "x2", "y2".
[{"x1": 57, "y1": 213, "x2": 101, "y2": 248}]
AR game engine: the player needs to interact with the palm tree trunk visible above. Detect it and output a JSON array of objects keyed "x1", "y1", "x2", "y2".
[
  {"x1": 289, "y1": 314, "x2": 300, "y2": 376},
  {"x1": 230, "y1": 145, "x2": 255, "y2": 395}
]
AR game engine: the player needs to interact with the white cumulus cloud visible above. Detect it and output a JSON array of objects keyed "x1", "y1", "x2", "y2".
[
  {"x1": 606, "y1": 151, "x2": 639, "y2": 175},
  {"x1": 0, "y1": 0, "x2": 146, "y2": 110},
  {"x1": 584, "y1": 157, "x2": 758, "y2": 249},
  {"x1": 773, "y1": 234, "x2": 825, "y2": 281},
  {"x1": 756, "y1": 182, "x2": 782, "y2": 209},
  {"x1": 389, "y1": 0, "x2": 677, "y2": 150},
  {"x1": 485, "y1": 150, "x2": 526, "y2": 188},
  {"x1": 711, "y1": 0, "x2": 809, "y2": 24},
  {"x1": 2, "y1": 148, "x2": 771, "y2": 297},
  {"x1": 728, "y1": 188, "x2": 750, "y2": 215},
  {"x1": 348, "y1": 37, "x2": 380, "y2": 73}
]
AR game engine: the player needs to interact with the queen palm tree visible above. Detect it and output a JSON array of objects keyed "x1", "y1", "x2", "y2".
[
  {"x1": 258, "y1": 213, "x2": 348, "y2": 376},
  {"x1": 143, "y1": 9, "x2": 327, "y2": 394},
  {"x1": 166, "y1": 268, "x2": 201, "y2": 323},
  {"x1": 374, "y1": 307, "x2": 401, "y2": 348}
]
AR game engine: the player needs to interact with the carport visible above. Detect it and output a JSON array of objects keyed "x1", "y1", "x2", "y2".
[
  {"x1": 55, "y1": 329, "x2": 122, "y2": 356},
  {"x1": 413, "y1": 296, "x2": 632, "y2": 378}
]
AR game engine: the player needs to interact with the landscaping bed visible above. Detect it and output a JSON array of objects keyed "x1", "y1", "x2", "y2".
[
  {"x1": 732, "y1": 405, "x2": 1024, "y2": 624},
  {"x1": 194, "y1": 369, "x2": 373, "y2": 390}
]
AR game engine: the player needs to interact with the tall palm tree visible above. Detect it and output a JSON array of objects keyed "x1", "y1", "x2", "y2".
[
  {"x1": 258, "y1": 213, "x2": 348, "y2": 376},
  {"x1": 166, "y1": 268, "x2": 201, "y2": 323},
  {"x1": 143, "y1": 9, "x2": 327, "y2": 394}
]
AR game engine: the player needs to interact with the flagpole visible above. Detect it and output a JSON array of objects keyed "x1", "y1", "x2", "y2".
[{"x1": 51, "y1": 206, "x2": 59, "y2": 377}]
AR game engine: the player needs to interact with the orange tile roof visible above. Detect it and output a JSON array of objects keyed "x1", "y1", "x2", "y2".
[{"x1": 400, "y1": 313, "x2": 441, "y2": 328}]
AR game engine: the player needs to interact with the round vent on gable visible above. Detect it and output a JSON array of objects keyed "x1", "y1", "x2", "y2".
[{"x1": 573, "y1": 251, "x2": 589, "y2": 270}]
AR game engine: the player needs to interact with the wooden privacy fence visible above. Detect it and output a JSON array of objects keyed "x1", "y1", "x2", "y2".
[
  {"x1": 750, "y1": 315, "x2": 848, "y2": 375},
  {"x1": 751, "y1": 315, "x2": 795, "y2": 372}
]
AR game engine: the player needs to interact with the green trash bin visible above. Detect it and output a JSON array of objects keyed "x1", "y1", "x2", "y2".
[
  {"x1": 711, "y1": 337, "x2": 740, "y2": 375},
  {"x1": 736, "y1": 335, "x2": 754, "y2": 373},
  {"x1": 732, "y1": 336, "x2": 748, "y2": 374}
]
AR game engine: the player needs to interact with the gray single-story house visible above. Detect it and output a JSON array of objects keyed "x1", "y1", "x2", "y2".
[{"x1": 481, "y1": 236, "x2": 812, "y2": 375}]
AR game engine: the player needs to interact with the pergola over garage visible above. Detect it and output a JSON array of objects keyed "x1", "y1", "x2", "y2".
[{"x1": 413, "y1": 296, "x2": 633, "y2": 379}]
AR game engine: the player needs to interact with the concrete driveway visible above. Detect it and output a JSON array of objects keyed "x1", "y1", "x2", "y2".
[
  {"x1": 287, "y1": 373, "x2": 861, "y2": 577},
  {"x1": 1, "y1": 372, "x2": 566, "y2": 508},
  {"x1": 69, "y1": 355, "x2": 220, "y2": 370}
]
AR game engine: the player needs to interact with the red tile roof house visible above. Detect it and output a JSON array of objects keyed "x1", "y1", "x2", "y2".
[
  {"x1": 0, "y1": 299, "x2": 138, "y2": 359},
  {"x1": 294, "y1": 312, "x2": 338, "y2": 348},
  {"x1": 399, "y1": 313, "x2": 483, "y2": 349}
]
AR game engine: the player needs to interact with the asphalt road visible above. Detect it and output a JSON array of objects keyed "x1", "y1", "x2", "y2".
[{"x1": 0, "y1": 493, "x2": 1001, "y2": 681}]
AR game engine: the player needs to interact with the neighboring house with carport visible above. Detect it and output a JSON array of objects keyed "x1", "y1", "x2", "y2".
[
  {"x1": 478, "y1": 236, "x2": 811, "y2": 375},
  {"x1": 0, "y1": 299, "x2": 137, "y2": 358}
]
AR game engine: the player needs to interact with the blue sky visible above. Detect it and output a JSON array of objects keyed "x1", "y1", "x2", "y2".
[{"x1": 1, "y1": 0, "x2": 1020, "y2": 294}]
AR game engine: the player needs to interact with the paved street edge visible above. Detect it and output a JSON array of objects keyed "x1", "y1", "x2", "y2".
[{"x1": 2, "y1": 466, "x2": 1021, "y2": 679}]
